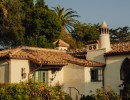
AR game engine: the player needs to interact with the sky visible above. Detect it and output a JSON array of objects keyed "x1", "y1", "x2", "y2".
[{"x1": 45, "y1": 0, "x2": 130, "y2": 29}]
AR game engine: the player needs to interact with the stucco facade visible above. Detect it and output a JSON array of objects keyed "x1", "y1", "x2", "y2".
[
  {"x1": 104, "y1": 55, "x2": 130, "y2": 94},
  {"x1": 86, "y1": 46, "x2": 130, "y2": 95},
  {"x1": 10, "y1": 59, "x2": 30, "y2": 83},
  {"x1": 84, "y1": 67, "x2": 103, "y2": 95},
  {"x1": 62, "y1": 64, "x2": 103, "y2": 99},
  {"x1": 63, "y1": 64, "x2": 85, "y2": 99},
  {"x1": 48, "y1": 68, "x2": 64, "y2": 86},
  {"x1": 0, "y1": 61, "x2": 9, "y2": 83},
  {"x1": 87, "y1": 48, "x2": 106, "y2": 63}
]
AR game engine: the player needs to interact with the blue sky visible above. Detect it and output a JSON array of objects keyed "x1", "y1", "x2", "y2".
[{"x1": 45, "y1": 0, "x2": 130, "y2": 29}]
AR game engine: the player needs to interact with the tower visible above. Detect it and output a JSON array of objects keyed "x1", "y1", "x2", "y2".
[{"x1": 99, "y1": 21, "x2": 111, "y2": 52}]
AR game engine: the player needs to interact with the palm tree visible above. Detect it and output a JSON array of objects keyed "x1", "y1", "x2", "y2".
[{"x1": 53, "y1": 5, "x2": 79, "y2": 33}]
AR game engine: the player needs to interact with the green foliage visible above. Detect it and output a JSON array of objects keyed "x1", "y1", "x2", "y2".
[
  {"x1": 59, "y1": 28, "x2": 77, "y2": 48},
  {"x1": 53, "y1": 5, "x2": 79, "y2": 33},
  {"x1": 23, "y1": 3, "x2": 61, "y2": 42},
  {"x1": 35, "y1": 0, "x2": 46, "y2": 8},
  {"x1": 93, "y1": 88, "x2": 121, "y2": 100},
  {"x1": 73, "y1": 22, "x2": 100, "y2": 48},
  {"x1": 80, "y1": 88, "x2": 121, "y2": 100},
  {"x1": 23, "y1": 35, "x2": 54, "y2": 48},
  {"x1": 0, "y1": 0, "x2": 62, "y2": 48},
  {"x1": 0, "y1": 0, "x2": 25, "y2": 48},
  {"x1": 110, "y1": 26, "x2": 130, "y2": 43},
  {"x1": 73, "y1": 22, "x2": 100, "y2": 41},
  {"x1": 0, "y1": 80, "x2": 70, "y2": 100},
  {"x1": 0, "y1": 2, "x2": 7, "y2": 18}
]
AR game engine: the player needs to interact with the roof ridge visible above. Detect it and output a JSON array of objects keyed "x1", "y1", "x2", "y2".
[
  {"x1": 9, "y1": 46, "x2": 22, "y2": 55},
  {"x1": 22, "y1": 46, "x2": 66, "y2": 53},
  {"x1": 0, "y1": 49, "x2": 11, "y2": 54}
]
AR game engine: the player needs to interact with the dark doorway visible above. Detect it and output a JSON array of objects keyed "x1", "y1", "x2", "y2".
[{"x1": 120, "y1": 58, "x2": 130, "y2": 100}]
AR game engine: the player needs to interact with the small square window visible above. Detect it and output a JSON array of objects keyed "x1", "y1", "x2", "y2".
[{"x1": 91, "y1": 68, "x2": 103, "y2": 82}]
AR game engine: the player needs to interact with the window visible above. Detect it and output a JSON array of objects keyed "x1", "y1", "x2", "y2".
[
  {"x1": 38, "y1": 71, "x2": 48, "y2": 83},
  {"x1": 91, "y1": 68, "x2": 103, "y2": 82},
  {"x1": 21, "y1": 68, "x2": 26, "y2": 79}
]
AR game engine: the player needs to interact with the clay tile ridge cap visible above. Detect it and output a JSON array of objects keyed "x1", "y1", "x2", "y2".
[
  {"x1": 9, "y1": 46, "x2": 22, "y2": 55},
  {"x1": 21, "y1": 46, "x2": 66, "y2": 53}
]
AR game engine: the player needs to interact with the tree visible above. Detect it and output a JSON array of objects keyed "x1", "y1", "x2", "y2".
[
  {"x1": 23, "y1": 1, "x2": 62, "y2": 48},
  {"x1": 72, "y1": 22, "x2": 100, "y2": 48},
  {"x1": 0, "y1": 0, "x2": 62, "y2": 48},
  {"x1": 52, "y1": 5, "x2": 79, "y2": 33},
  {"x1": 0, "y1": 0, "x2": 25, "y2": 48},
  {"x1": 110, "y1": 26, "x2": 130, "y2": 43},
  {"x1": 0, "y1": 1, "x2": 7, "y2": 18},
  {"x1": 23, "y1": 35, "x2": 53, "y2": 48},
  {"x1": 35, "y1": 0, "x2": 45, "y2": 8},
  {"x1": 59, "y1": 29, "x2": 77, "y2": 48}
]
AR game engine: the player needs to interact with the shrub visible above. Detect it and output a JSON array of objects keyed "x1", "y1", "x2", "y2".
[
  {"x1": 80, "y1": 87, "x2": 122, "y2": 100},
  {"x1": 0, "y1": 80, "x2": 69, "y2": 100}
]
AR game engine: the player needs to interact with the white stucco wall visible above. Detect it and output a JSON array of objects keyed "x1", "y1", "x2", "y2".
[
  {"x1": 10, "y1": 59, "x2": 30, "y2": 83},
  {"x1": 87, "y1": 48, "x2": 106, "y2": 63},
  {"x1": 99, "y1": 34, "x2": 111, "y2": 52},
  {"x1": 48, "y1": 68, "x2": 64, "y2": 86},
  {"x1": 0, "y1": 61, "x2": 9, "y2": 83},
  {"x1": 86, "y1": 43, "x2": 99, "y2": 51},
  {"x1": 55, "y1": 47, "x2": 68, "y2": 51},
  {"x1": 104, "y1": 55, "x2": 130, "y2": 94},
  {"x1": 84, "y1": 67, "x2": 103, "y2": 95},
  {"x1": 63, "y1": 64, "x2": 85, "y2": 100}
]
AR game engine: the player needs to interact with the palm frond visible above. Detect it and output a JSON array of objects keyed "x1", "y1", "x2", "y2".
[
  {"x1": 64, "y1": 11, "x2": 78, "y2": 18},
  {"x1": 65, "y1": 24, "x2": 74, "y2": 33},
  {"x1": 53, "y1": 6, "x2": 79, "y2": 33}
]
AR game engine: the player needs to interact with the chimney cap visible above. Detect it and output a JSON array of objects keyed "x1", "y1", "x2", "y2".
[{"x1": 101, "y1": 21, "x2": 108, "y2": 28}]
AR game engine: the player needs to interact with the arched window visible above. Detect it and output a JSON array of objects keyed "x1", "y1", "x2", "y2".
[{"x1": 120, "y1": 58, "x2": 130, "y2": 82}]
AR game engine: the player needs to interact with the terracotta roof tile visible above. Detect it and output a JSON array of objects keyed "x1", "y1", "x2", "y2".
[
  {"x1": 67, "y1": 49, "x2": 87, "y2": 59},
  {"x1": 105, "y1": 42, "x2": 130, "y2": 56},
  {"x1": 0, "y1": 46, "x2": 105, "y2": 67}
]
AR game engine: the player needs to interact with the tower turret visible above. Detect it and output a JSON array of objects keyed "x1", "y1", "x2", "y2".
[{"x1": 99, "y1": 21, "x2": 111, "y2": 52}]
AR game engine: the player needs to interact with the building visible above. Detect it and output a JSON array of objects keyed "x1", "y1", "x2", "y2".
[
  {"x1": 0, "y1": 21, "x2": 130, "y2": 99},
  {"x1": 86, "y1": 21, "x2": 130, "y2": 98},
  {"x1": 0, "y1": 45, "x2": 104, "y2": 99}
]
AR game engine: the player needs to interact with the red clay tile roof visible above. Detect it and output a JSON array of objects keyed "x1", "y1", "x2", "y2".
[
  {"x1": 67, "y1": 49, "x2": 87, "y2": 59},
  {"x1": 0, "y1": 46, "x2": 105, "y2": 67},
  {"x1": 105, "y1": 42, "x2": 130, "y2": 56}
]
